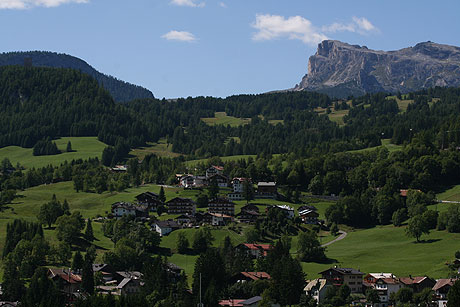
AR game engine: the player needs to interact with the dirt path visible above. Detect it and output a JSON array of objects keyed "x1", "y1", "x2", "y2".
[{"x1": 321, "y1": 230, "x2": 347, "y2": 247}]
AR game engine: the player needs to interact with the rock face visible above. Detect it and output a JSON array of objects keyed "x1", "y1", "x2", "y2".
[{"x1": 294, "y1": 40, "x2": 460, "y2": 98}]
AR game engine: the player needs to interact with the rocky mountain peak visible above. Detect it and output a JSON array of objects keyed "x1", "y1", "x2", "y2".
[{"x1": 294, "y1": 40, "x2": 460, "y2": 98}]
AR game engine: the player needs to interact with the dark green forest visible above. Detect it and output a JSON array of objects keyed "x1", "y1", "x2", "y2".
[{"x1": 0, "y1": 51, "x2": 154, "y2": 102}]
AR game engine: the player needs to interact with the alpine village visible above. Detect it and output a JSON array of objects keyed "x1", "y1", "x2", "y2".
[{"x1": 2, "y1": 7, "x2": 460, "y2": 307}]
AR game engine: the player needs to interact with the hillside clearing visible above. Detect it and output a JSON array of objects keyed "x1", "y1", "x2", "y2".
[{"x1": 0, "y1": 137, "x2": 107, "y2": 169}]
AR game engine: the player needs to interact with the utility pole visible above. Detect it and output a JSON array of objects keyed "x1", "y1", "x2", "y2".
[{"x1": 198, "y1": 273, "x2": 204, "y2": 307}]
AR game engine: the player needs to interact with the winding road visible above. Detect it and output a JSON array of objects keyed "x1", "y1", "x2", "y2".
[{"x1": 321, "y1": 230, "x2": 348, "y2": 247}]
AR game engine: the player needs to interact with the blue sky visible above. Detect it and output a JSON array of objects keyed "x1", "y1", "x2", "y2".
[{"x1": 1, "y1": 0, "x2": 459, "y2": 98}]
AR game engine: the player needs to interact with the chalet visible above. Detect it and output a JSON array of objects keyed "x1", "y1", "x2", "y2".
[
  {"x1": 319, "y1": 267, "x2": 364, "y2": 294},
  {"x1": 433, "y1": 278, "x2": 458, "y2": 306},
  {"x1": 232, "y1": 178, "x2": 249, "y2": 193},
  {"x1": 111, "y1": 165, "x2": 128, "y2": 173},
  {"x1": 267, "y1": 205, "x2": 295, "y2": 219},
  {"x1": 114, "y1": 271, "x2": 143, "y2": 284},
  {"x1": 180, "y1": 175, "x2": 195, "y2": 188},
  {"x1": 228, "y1": 192, "x2": 244, "y2": 201},
  {"x1": 400, "y1": 189, "x2": 422, "y2": 197},
  {"x1": 399, "y1": 276, "x2": 436, "y2": 293},
  {"x1": 153, "y1": 220, "x2": 181, "y2": 236},
  {"x1": 218, "y1": 297, "x2": 263, "y2": 307},
  {"x1": 240, "y1": 204, "x2": 259, "y2": 213},
  {"x1": 210, "y1": 213, "x2": 234, "y2": 226},
  {"x1": 363, "y1": 273, "x2": 394, "y2": 285},
  {"x1": 166, "y1": 197, "x2": 196, "y2": 215},
  {"x1": 304, "y1": 279, "x2": 332, "y2": 305},
  {"x1": 257, "y1": 182, "x2": 277, "y2": 199},
  {"x1": 111, "y1": 202, "x2": 149, "y2": 219},
  {"x1": 48, "y1": 268, "x2": 82, "y2": 295},
  {"x1": 92, "y1": 264, "x2": 116, "y2": 283},
  {"x1": 237, "y1": 210, "x2": 260, "y2": 223},
  {"x1": 117, "y1": 277, "x2": 143, "y2": 295},
  {"x1": 193, "y1": 176, "x2": 208, "y2": 187},
  {"x1": 206, "y1": 165, "x2": 224, "y2": 179},
  {"x1": 230, "y1": 272, "x2": 271, "y2": 284},
  {"x1": 135, "y1": 191, "x2": 160, "y2": 204},
  {"x1": 195, "y1": 211, "x2": 213, "y2": 225},
  {"x1": 236, "y1": 243, "x2": 272, "y2": 258},
  {"x1": 208, "y1": 197, "x2": 235, "y2": 216},
  {"x1": 135, "y1": 192, "x2": 163, "y2": 211},
  {"x1": 299, "y1": 209, "x2": 319, "y2": 224},
  {"x1": 208, "y1": 174, "x2": 229, "y2": 188},
  {"x1": 165, "y1": 263, "x2": 184, "y2": 282},
  {"x1": 0, "y1": 302, "x2": 18, "y2": 307},
  {"x1": 298, "y1": 205, "x2": 317, "y2": 212},
  {"x1": 373, "y1": 277, "x2": 403, "y2": 307},
  {"x1": 175, "y1": 214, "x2": 195, "y2": 225}
]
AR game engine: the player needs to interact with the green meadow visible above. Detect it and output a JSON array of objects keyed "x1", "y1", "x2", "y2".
[
  {"x1": 0, "y1": 137, "x2": 107, "y2": 169},
  {"x1": 129, "y1": 138, "x2": 182, "y2": 160},
  {"x1": 1, "y1": 179, "x2": 459, "y2": 283},
  {"x1": 201, "y1": 112, "x2": 251, "y2": 127}
]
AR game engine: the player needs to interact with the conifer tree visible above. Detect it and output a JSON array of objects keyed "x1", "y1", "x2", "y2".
[
  {"x1": 85, "y1": 219, "x2": 94, "y2": 242},
  {"x1": 159, "y1": 186, "x2": 166, "y2": 203}
]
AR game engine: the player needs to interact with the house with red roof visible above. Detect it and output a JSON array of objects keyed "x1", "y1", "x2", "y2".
[
  {"x1": 433, "y1": 278, "x2": 458, "y2": 306},
  {"x1": 48, "y1": 268, "x2": 82, "y2": 295},
  {"x1": 236, "y1": 243, "x2": 272, "y2": 258},
  {"x1": 229, "y1": 272, "x2": 271, "y2": 284},
  {"x1": 399, "y1": 276, "x2": 436, "y2": 293}
]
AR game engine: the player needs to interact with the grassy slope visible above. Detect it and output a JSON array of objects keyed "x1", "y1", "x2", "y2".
[
  {"x1": 0, "y1": 137, "x2": 107, "y2": 169},
  {"x1": 201, "y1": 112, "x2": 251, "y2": 127},
  {"x1": 348, "y1": 139, "x2": 403, "y2": 154},
  {"x1": 437, "y1": 185, "x2": 460, "y2": 202},
  {"x1": 2, "y1": 179, "x2": 459, "y2": 283},
  {"x1": 302, "y1": 225, "x2": 459, "y2": 280},
  {"x1": 129, "y1": 138, "x2": 182, "y2": 159}
]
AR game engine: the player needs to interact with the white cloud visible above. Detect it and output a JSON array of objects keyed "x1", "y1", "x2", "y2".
[
  {"x1": 252, "y1": 14, "x2": 378, "y2": 45},
  {"x1": 252, "y1": 14, "x2": 327, "y2": 45},
  {"x1": 170, "y1": 0, "x2": 204, "y2": 7},
  {"x1": 352, "y1": 16, "x2": 376, "y2": 32},
  {"x1": 162, "y1": 30, "x2": 197, "y2": 42},
  {"x1": 323, "y1": 16, "x2": 377, "y2": 34},
  {"x1": 0, "y1": 0, "x2": 88, "y2": 9},
  {"x1": 219, "y1": 2, "x2": 226, "y2": 8}
]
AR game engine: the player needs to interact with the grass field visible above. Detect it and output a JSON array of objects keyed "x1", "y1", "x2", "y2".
[
  {"x1": 184, "y1": 155, "x2": 258, "y2": 167},
  {"x1": 129, "y1": 138, "x2": 182, "y2": 159},
  {"x1": 0, "y1": 137, "x2": 107, "y2": 169},
  {"x1": 386, "y1": 96, "x2": 414, "y2": 113},
  {"x1": 436, "y1": 185, "x2": 460, "y2": 202},
  {"x1": 2, "y1": 179, "x2": 459, "y2": 284},
  {"x1": 201, "y1": 112, "x2": 251, "y2": 127},
  {"x1": 349, "y1": 139, "x2": 403, "y2": 154},
  {"x1": 301, "y1": 225, "x2": 460, "y2": 280},
  {"x1": 314, "y1": 107, "x2": 349, "y2": 126}
]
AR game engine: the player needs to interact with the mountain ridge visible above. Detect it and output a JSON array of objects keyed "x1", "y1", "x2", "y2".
[
  {"x1": 0, "y1": 51, "x2": 154, "y2": 102},
  {"x1": 294, "y1": 40, "x2": 460, "y2": 98}
]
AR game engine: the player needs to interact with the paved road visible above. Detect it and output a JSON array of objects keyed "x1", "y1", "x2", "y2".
[{"x1": 321, "y1": 230, "x2": 347, "y2": 247}]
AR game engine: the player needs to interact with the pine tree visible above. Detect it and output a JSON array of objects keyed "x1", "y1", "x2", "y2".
[
  {"x1": 72, "y1": 250, "x2": 84, "y2": 272},
  {"x1": 66, "y1": 141, "x2": 73, "y2": 152},
  {"x1": 85, "y1": 219, "x2": 94, "y2": 242},
  {"x1": 159, "y1": 186, "x2": 166, "y2": 203},
  {"x1": 81, "y1": 247, "x2": 95, "y2": 295}
]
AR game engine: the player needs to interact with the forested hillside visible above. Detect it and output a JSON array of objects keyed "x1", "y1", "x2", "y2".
[
  {"x1": 0, "y1": 66, "x2": 148, "y2": 152},
  {"x1": 2, "y1": 65, "x2": 460, "y2": 164},
  {"x1": 0, "y1": 51, "x2": 154, "y2": 102}
]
